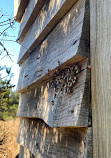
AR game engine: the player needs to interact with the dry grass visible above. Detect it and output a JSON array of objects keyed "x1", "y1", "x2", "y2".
[{"x1": 0, "y1": 118, "x2": 20, "y2": 158}]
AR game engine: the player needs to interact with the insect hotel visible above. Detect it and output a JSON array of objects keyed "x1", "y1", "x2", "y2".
[{"x1": 14, "y1": 0, "x2": 111, "y2": 157}]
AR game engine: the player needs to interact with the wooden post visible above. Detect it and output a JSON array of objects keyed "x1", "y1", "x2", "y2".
[{"x1": 90, "y1": 0, "x2": 111, "y2": 157}]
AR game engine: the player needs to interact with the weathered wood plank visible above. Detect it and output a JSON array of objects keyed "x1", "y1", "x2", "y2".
[
  {"x1": 14, "y1": 0, "x2": 29, "y2": 22},
  {"x1": 17, "y1": 0, "x2": 87, "y2": 65},
  {"x1": 17, "y1": 0, "x2": 89, "y2": 92},
  {"x1": 90, "y1": 0, "x2": 111, "y2": 157},
  {"x1": 19, "y1": 146, "x2": 35, "y2": 158},
  {"x1": 17, "y1": 59, "x2": 90, "y2": 127},
  {"x1": 84, "y1": 128, "x2": 93, "y2": 158},
  {"x1": 17, "y1": 118, "x2": 92, "y2": 158},
  {"x1": 18, "y1": 0, "x2": 46, "y2": 42}
]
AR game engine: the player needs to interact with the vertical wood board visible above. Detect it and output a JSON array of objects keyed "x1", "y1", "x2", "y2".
[{"x1": 90, "y1": 0, "x2": 111, "y2": 157}]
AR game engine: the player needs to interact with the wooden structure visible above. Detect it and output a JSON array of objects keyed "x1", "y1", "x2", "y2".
[
  {"x1": 14, "y1": 0, "x2": 93, "y2": 157},
  {"x1": 90, "y1": 0, "x2": 111, "y2": 157}
]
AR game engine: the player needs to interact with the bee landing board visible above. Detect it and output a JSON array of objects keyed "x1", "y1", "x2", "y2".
[
  {"x1": 18, "y1": 118, "x2": 92, "y2": 158},
  {"x1": 17, "y1": 59, "x2": 91, "y2": 127}
]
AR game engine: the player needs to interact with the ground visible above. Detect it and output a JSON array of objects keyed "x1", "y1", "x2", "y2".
[{"x1": 0, "y1": 118, "x2": 20, "y2": 158}]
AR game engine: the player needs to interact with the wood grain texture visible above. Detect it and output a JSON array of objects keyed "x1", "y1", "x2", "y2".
[
  {"x1": 17, "y1": 59, "x2": 91, "y2": 127},
  {"x1": 18, "y1": 0, "x2": 46, "y2": 43},
  {"x1": 17, "y1": 0, "x2": 89, "y2": 92},
  {"x1": 14, "y1": 0, "x2": 29, "y2": 22},
  {"x1": 17, "y1": 0, "x2": 87, "y2": 65},
  {"x1": 17, "y1": 118, "x2": 92, "y2": 158},
  {"x1": 19, "y1": 146, "x2": 35, "y2": 158},
  {"x1": 84, "y1": 128, "x2": 93, "y2": 158},
  {"x1": 90, "y1": 0, "x2": 111, "y2": 158}
]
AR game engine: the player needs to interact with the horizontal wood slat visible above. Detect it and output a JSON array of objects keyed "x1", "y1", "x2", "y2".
[
  {"x1": 14, "y1": 0, "x2": 29, "y2": 22},
  {"x1": 17, "y1": 59, "x2": 90, "y2": 127},
  {"x1": 17, "y1": 118, "x2": 92, "y2": 158},
  {"x1": 17, "y1": 0, "x2": 89, "y2": 92},
  {"x1": 18, "y1": 0, "x2": 46, "y2": 42},
  {"x1": 17, "y1": 0, "x2": 86, "y2": 64}
]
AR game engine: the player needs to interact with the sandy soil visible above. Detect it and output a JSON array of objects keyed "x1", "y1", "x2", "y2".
[{"x1": 0, "y1": 118, "x2": 20, "y2": 158}]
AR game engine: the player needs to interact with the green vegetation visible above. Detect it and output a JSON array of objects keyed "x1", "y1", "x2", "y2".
[
  {"x1": 1, "y1": 91, "x2": 19, "y2": 120},
  {"x1": 0, "y1": 66, "x2": 19, "y2": 120}
]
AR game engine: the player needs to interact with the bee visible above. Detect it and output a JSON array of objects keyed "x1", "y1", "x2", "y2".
[
  {"x1": 87, "y1": 65, "x2": 91, "y2": 70},
  {"x1": 24, "y1": 74, "x2": 28, "y2": 78},
  {"x1": 51, "y1": 100, "x2": 54, "y2": 106},
  {"x1": 54, "y1": 93, "x2": 57, "y2": 98},
  {"x1": 74, "y1": 64, "x2": 81, "y2": 74},
  {"x1": 46, "y1": 69, "x2": 51, "y2": 76},
  {"x1": 50, "y1": 62, "x2": 80, "y2": 95},
  {"x1": 58, "y1": 60, "x2": 61, "y2": 66},
  {"x1": 37, "y1": 69, "x2": 42, "y2": 72},
  {"x1": 37, "y1": 74, "x2": 41, "y2": 77},
  {"x1": 37, "y1": 55, "x2": 40, "y2": 59},
  {"x1": 27, "y1": 86, "x2": 30, "y2": 90}
]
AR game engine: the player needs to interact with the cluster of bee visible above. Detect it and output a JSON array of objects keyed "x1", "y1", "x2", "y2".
[{"x1": 50, "y1": 64, "x2": 81, "y2": 95}]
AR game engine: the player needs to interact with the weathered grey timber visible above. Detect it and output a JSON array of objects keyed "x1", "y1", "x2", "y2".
[
  {"x1": 14, "y1": 0, "x2": 29, "y2": 22},
  {"x1": 18, "y1": 0, "x2": 46, "y2": 43},
  {"x1": 19, "y1": 146, "x2": 35, "y2": 158},
  {"x1": 17, "y1": 0, "x2": 89, "y2": 92},
  {"x1": 90, "y1": 0, "x2": 111, "y2": 157},
  {"x1": 84, "y1": 128, "x2": 93, "y2": 158},
  {"x1": 17, "y1": 118, "x2": 92, "y2": 158},
  {"x1": 17, "y1": 0, "x2": 87, "y2": 65},
  {"x1": 17, "y1": 59, "x2": 90, "y2": 127},
  {"x1": 15, "y1": 0, "x2": 92, "y2": 157}
]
